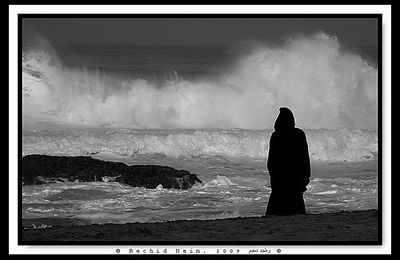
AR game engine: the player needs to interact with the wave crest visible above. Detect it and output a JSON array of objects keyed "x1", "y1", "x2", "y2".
[
  {"x1": 23, "y1": 128, "x2": 377, "y2": 162},
  {"x1": 22, "y1": 32, "x2": 377, "y2": 130}
]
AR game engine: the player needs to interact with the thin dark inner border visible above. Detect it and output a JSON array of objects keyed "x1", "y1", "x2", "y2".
[{"x1": 17, "y1": 13, "x2": 383, "y2": 246}]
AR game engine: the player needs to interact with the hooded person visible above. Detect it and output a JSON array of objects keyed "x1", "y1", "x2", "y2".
[{"x1": 266, "y1": 107, "x2": 311, "y2": 215}]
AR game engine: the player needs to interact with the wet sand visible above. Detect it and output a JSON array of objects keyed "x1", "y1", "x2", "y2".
[{"x1": 21, "y1": 209, "x2": 378, "y2": 243}]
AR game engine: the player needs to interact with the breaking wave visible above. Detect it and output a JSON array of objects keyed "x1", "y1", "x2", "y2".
[
  {"x1": 22, "y1": 32, "x2": 378, "y2": 130},
  {"x1": 22, "y1": 127, "x2": 377, "y2": 162}
]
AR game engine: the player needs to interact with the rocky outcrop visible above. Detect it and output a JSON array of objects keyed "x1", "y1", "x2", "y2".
[{"x1": 21, "y1": 155, "x2": 202, "y2": 189}]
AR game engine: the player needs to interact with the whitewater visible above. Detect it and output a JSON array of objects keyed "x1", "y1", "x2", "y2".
[{"x1": 21, "y1": 32, "x2": 378, "y2": 226}]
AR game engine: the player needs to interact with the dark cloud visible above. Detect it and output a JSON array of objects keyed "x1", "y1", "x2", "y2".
[{"x1": 23, "y1": 17, "x2": 378, "y2": 48}]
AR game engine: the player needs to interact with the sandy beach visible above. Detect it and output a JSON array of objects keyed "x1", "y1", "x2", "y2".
[{"x1": 21, "y1": 209, "x2": 379, "y2": 243}]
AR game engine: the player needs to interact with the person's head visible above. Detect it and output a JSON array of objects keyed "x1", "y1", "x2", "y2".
[{"x1": 274, "y1": 107, "x2": 295, "y2": 131}]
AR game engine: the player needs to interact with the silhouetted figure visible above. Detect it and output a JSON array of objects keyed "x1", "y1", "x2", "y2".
[{"x1": 266, "y1": 107, "x2": 311, "y2": 215}]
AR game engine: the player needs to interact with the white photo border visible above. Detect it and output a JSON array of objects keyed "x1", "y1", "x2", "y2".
[{"x1": 9, "y1": 4, "x2": 392, "y2": 255}]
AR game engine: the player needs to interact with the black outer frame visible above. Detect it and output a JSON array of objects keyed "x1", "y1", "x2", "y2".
[{"x1": 16, "y1": 13, "x2": 383, "y2": 246}]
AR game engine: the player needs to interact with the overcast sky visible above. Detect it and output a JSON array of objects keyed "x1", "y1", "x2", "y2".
[{"x1": 23, "y1": 17, "x2": 378, "y2": 47}]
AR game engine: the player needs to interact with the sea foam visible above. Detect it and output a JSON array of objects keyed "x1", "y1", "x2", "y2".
[
  {"x1": 22, "y1": 32, "x2": 377, "y2": 130},
  {"x1": 22, "y1": 127, "x2": 377, "y2": 162}
]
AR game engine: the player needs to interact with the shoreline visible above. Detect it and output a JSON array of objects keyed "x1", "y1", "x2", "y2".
[{"x1": 21, "y1": 209, "x2": 379, "y2": 243}]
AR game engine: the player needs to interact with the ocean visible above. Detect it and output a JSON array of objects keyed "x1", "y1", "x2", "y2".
[{"x1": 22, "y1": 32, "x2": 378, "y2": 226}]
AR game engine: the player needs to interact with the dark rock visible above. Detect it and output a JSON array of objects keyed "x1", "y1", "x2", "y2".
[{"x1": 21, "y1": 155, "x2": 202, "y2": 189}]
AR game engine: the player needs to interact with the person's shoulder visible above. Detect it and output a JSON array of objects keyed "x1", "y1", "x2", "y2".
[
  {"x1": 293, "y1": 127, "x2": 306, "y2": 137},
  {"x1": 270, "y1": 131, "x2": 278, "y2": 139}
]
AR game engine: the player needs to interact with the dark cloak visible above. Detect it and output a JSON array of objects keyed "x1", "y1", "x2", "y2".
[{"x1": 266, "y1": 107, "x2": 311, "y2": 215}]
